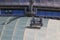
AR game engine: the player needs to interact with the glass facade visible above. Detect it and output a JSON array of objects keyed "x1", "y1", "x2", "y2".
[
  {"x1": 1, "y1": 10, "x2": 25, "y2": 16},
  {"x1": 0, "y1": 17, "x2": 29, "y2": 40},
  {"x1": 0, "y1": 9, "x2": 60, "y2": 18},
  {"x1": 36, "y1": 11, "x2": 60, "y2": 17}
]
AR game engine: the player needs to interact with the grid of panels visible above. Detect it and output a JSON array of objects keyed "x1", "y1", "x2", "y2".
[
  {"x1": 0, "y1": 17, "x2": 29, "y2": 40},
  {"x1": 1, "y1": 19, "x2": 17, "y2": 40},
  {"x1": 0, "y1": 17, "x2": 8, "y2": 38},
  {"x1": 12, "y1": 17, "x2": 28, "y2": 40}
]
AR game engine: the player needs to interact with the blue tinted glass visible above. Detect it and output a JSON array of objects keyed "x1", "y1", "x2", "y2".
[
  {"x1": 36, "y1": 11, "x2": 46, "y2": 16},
  {"x1": 45, "y1": 11, "x2": 60, "y2": 17},
  {"x1": 36, "y1": 11, "x2": 60, "y2": 17},
  {"x1": 57, "y1": 12, "x2": 60, "y2": 17},
  {"x1": 1, "y1": 10, "x2": 5, "y2": 15},
  {"x1": 12, "y1": 10, "x2": 25, "y2": 16},
  {"x1": 52, "y1": 12, "x2": 57, "y2": 17},
  {"x1": 1, "y1": 10, "x2": 25, "y2": 16},
  {"x1": 53, "y1": 12, "x2": 60, "y2": 17},
  {"x1": 45, "y1": 11, "x2": 53, "y2": 17}
]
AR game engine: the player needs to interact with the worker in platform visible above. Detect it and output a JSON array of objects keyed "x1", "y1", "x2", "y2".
[
  {"x1": 30, "y1": 17, "x2": 35, "y2": 27},
  {"x1": 30, "y1": 17, "x2": 43, "y2": 28},
  {"x1": 39, "y1": 18, "x2": 43, "y2": 26}
]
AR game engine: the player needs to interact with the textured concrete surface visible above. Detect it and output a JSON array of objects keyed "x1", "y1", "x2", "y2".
[
  {"x1": 47, "y1": 19, "x2": 60, "y2": 40},
  {"x1": 23, "y1": 18, "x2": 48, "y2": 40},
  {"x1": 24, "y1": 19, "x2": 60, "y2": 40}
]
